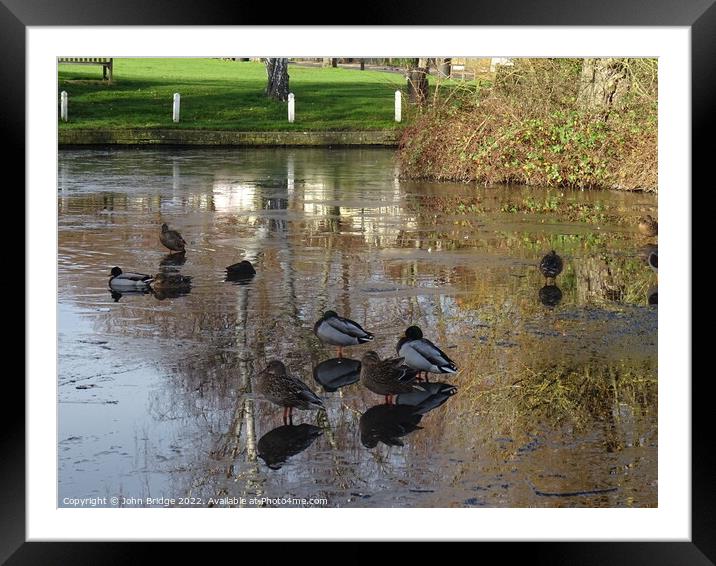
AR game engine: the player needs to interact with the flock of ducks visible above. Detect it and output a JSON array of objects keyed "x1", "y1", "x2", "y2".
[
  {"x1": 108, "y1": 223, "x2": 257, "y2": 298},
  {"x1": 107, "y1": 214, "x2": 658, "y2": 429},
  {"x1": 258, "y1": 313, "x2": 459, "y2": 425}
]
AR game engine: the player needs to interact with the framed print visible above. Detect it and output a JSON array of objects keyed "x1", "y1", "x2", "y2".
[{"x1": 10, "y1": 0, "x2": 704, "y2": 561}]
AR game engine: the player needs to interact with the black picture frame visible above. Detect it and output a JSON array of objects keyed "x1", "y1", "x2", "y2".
[{"x1": 9, "y1": 0, "x2": 703, "y2": 561}]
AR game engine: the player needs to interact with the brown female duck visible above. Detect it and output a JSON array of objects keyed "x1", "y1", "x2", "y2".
[
  {"x1": 360, "y1": 351, "x2": 422, "y2": 405},
  {"x1": 256, "y1": 360, "x2": 324, "y2": 424},
  {"x1": 160, "y1": 223, "x2": 187, "y2": 253},
  {"x1": 151, "y1": 272, "x2": 192, "y2": 290},
  {"x1": 638, "y1": 215, "x2": 658, "y2": 237}
]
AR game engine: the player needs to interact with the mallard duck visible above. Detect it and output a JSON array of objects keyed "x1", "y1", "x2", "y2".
[
  {"x1": 638, "y1": 215, "x2": 658, "y2": 237},
  {"x1": 360, "y1": 351, "x2": 422, "y2": 404},
  {"x1": 397, "y1": 326, "x2": 457, "y2": 381},
  {"x1": 225, "y1": 260, "x2": 256, "y2": 281},
  {"x1": 539, "y1": 250, "x2": 563, "y2": 281},
  {"x1": 648, "y1": 251, "x2": 658, "y2": 273},
  {"x1": 160, "y1": 223, "x2": 187, "y2": 253},
  {"x1": 150, "y1": 272, "x2": 192, "y2": 300},
  {"x1": 257, "y1": 424, "x2": 323, "y2": 470},
  {"x1": 314, "y1": 311, "x2": 374, "y2": 358},
  {"x1": 256, "y1": 360, "x2": 324, "y2": 424},
  {"x1": 151, "y1": 272, "x2": 192, "y2": 290},
  {"x1": 108, "y1": 267, "x2": 153, "y2": 290}
]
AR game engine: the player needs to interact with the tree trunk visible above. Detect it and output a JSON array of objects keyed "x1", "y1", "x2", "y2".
[
  {"x1": 406, "y1": 58, "x2": 429, "y2": 104},
  {"x1": 332, "y1": 58, "x2": 338, "y2": 68},
  {"x1": 264, "y1": 58, "x2": 290, "y2": 101},
  {"x1": 577, "y1": 58, "x2": 629, "y2": 119}
]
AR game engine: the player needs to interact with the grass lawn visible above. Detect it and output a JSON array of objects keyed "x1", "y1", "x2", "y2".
[{"x1": 58, "y1": 59, "x2": 412, "y2": 131}]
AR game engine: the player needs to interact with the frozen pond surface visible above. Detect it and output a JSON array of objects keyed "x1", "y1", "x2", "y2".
[{"x1": 58, "y1": 148, "x2": 657, "y2": 508}]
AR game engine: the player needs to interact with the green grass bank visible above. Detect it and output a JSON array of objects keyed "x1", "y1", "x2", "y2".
[{"x1": 58, "y1": 58, "x2": 405, "y2": 133}]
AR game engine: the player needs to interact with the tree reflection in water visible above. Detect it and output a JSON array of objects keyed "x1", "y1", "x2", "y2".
[{"x1": 58, "y1": 148, "x2": 658, "y2": 508}]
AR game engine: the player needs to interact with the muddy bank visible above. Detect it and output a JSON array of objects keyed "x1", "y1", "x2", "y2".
[{"x1": 59, "y1": 129, "x2": 400, "y2": 147}]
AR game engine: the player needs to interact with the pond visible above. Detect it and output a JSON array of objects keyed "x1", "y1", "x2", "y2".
[{"x1": 58, "y1": 147, "x2": 657, "y2": 508}]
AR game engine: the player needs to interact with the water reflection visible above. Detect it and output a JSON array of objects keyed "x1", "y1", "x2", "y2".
[
  {"x1": 395, "y1": 382, "x2": 458, "y2": 413},
  {"x1": 109, "y1": 288, "x2": 151, "y2": 303},
  {"x1": 539, "y1": 284, "x2": 563, "y2": 308},
  {"x1": 160, "y1": 251, "x2": 187, "y2": 269},
  {"x1": 313, "y1": 357, "x2": 361, "y2": 392},
  {"x1": 58, "y1": 148, "x2": 658, "y2": 508},
  {"x1": 257, "y1": 424, "x2": 323, "y2": 470},
  {"x1": 360, "y1": 404, "x2": 424, "y2": 448}
]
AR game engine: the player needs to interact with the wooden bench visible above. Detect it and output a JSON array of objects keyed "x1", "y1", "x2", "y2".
[
  {"x1": 58, "y1": 58, "x2": 113, "y2": 82},
  {"x1": 449, "y1": 64, "x2": 476, "y2": 81}
]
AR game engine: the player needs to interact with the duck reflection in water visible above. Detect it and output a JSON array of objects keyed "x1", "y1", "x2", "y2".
[
  {"x1": 539, "y1": 284, "x2": 563, "y2": 308},
  {"x1": 109, "y1": 288, "x2": 151, "y2": 303},
  {"x1": 159, "y1": 251, "x2": 187, "y2": 269},
  {"x1": 395, "y1": 382, "x2": 458, "y2": 414},
  {"x1": 257, "y1": 424, "x2": 323, "y2": 470},
  {"x1": 313, "y1": 357, "x2": 362, "y2": 392},
  {"x1": 360, "y1": 404, "x2": 424, "y2": 448}
]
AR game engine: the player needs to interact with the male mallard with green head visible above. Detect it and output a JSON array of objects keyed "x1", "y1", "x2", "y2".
[
  {"x1": 256, "y1": 360, "x2": 324, "y2": 425},
  {"x1": 108, "y1": 267, "x2": 153, "y2": 291},
  {"x1": 314, "y1": 310, "x2": 374, "y2": 358},
  {"x1": 397, "y1": 326, "x2": 457, "y2": 382},
  {"x1": 160, "y1": 223, "x2": 187, "y2": 253},
  {"x1": 638, "y1": 215, "x2": 658, "y2": 237},
  {"x1": 539, "y1": 250, "x2": 563, "y2": 282},
  {"x1": 360, "y1": 351, "x2": 423, "y2": 405}
]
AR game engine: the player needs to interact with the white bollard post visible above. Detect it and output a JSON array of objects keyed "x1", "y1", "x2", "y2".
[
  {"x1": 173, "y1": 93, "x2": 180, "y2": 123},
  {"x1": 394, "y1": 90, "x2": 401, "y2": 123},
  {"x1": 288, "y1": 93, "x2": 295, "y2": 123},
  {"x1": 60, "y1": 91, "x2": 68, "y2": 122}
]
